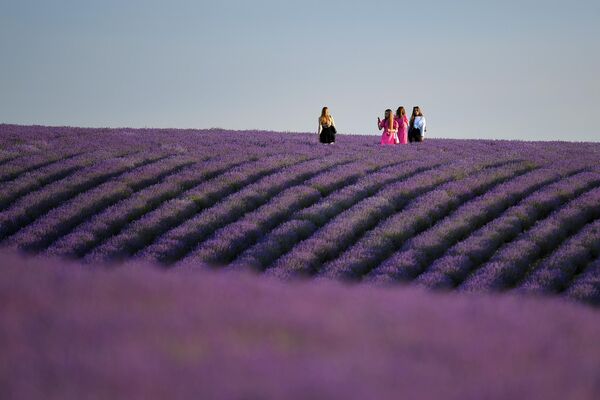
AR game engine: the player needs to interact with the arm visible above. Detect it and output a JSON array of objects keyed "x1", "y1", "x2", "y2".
[
  {"x1": 378, "y1": 119, "x2": 384, "y2": 130},
  {"x1": 330, "y1": 116, "x2": 336, "y2": 127},
  {"x1": 318, "y1": 120, "x2": 322, "y2": 135}
]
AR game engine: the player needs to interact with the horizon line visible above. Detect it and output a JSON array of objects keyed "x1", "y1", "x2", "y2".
[{"x1": 1, "y1": 122, "x2": 598, "y2": 144}]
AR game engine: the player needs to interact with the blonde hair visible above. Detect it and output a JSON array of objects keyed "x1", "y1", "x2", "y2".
[
  {"x1": 319, "y1": 107, "x2": 332, "y2": 125},
  {"x1": 385, "y1": 109, "x2": 393, "y2": 130}
]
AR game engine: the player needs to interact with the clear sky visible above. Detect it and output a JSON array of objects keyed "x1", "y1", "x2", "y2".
[{"x1": 1, "y1": 0, "x2": 599, "y2": 141}]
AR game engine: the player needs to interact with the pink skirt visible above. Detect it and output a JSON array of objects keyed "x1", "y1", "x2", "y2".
[
  {"x1": 381, "y1": 131, "x2": 396, "y2": 145},
  {"x1": 398, "y1": 127, "x2": 408, "y2": 144}
]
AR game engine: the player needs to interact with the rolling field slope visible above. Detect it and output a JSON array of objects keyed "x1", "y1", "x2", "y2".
[
  {"x1": 1, "y1": 124, "x2": 600, "y2": 305},
  {"x1": 2, "y1": 124, "x2": 600, "y2": 399}
]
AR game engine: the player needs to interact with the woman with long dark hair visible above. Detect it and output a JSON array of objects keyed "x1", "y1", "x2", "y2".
[
  {"x1": 318, "y1": 106, "x2": 336, "y2": 144},
  {"x1": 408, "y1": 106, "x2": 426, "y2": 143},
  {"x1": 378, "y1": 109, "x2": 399, "y2": 145},
  {"x1": 395, "y1": 106, "x2": 409, "y2": 144}
]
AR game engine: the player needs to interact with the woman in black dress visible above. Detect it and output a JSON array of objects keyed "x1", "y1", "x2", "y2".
[{"x1": 318, "y1": 106, "x2": 336, "y2": 144}]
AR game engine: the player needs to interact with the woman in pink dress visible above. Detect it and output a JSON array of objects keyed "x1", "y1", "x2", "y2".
[
  {"x1": 395, "y1": 106, "x2": 409, "y2": 144},
  {"x1": 378, "y1": 109, "x2": 399, "y2": 145}
]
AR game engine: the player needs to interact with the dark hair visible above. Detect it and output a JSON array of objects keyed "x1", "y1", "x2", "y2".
[
  {"x1": 410, "y1": 106, "x2": 423, "y2": 128},
  {"x1": 396, "y1": 107, "x2": 406, "y2": 118}
]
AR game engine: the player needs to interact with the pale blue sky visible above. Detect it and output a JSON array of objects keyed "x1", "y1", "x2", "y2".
[{"x1": 1, "y1": 0, "x2": 599, "y2": 141}]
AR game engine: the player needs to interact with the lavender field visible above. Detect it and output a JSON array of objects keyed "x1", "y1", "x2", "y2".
[
  {"x1": 2, "y1": 124, "x2": 600, "y2": 303},
  {"x1": 2, "y1": 253, "x2": 600, "y2": 400},
  {"x1": 1, "y1": 123, "x2": 600, "y2": 399}
]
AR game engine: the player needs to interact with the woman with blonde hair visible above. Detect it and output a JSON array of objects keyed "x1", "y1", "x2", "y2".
[
  {"x1": 408, "y1": 106, "x2": 427, "y2": 143},
  {"x1": 395, "y1": 106, "x2": 409, "y2": 144},
  {"x1": 378, "y1": 109, "x2": 399, "y2": 145},
  {"x1": 318, "y1": 107, "x2": 336, "y2": 144}
]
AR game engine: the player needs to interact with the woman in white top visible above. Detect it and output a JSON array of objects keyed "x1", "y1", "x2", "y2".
[
  {"x1": 408, "y1": 106, "x2": 427, "y2": 143},
  {"x1": 318, "y1": 106, "x2": 336, "y2": 144}
]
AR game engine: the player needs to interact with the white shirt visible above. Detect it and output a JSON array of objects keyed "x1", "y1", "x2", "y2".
[{"x1": 414, "y1": 116, "x2": 426, "y2": 136}]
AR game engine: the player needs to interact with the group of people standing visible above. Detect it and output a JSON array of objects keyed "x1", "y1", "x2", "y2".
[
  {"x1": 378, "y1": 106, "x2": 427, "y2": 145},
  {"x1": 317, "y1": 106, "x2": 426, "y2": 145}
]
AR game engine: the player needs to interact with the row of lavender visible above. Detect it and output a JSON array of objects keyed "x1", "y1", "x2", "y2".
[{"x1": 1, "y1": 124, "x2": 600, "y2": 305}]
